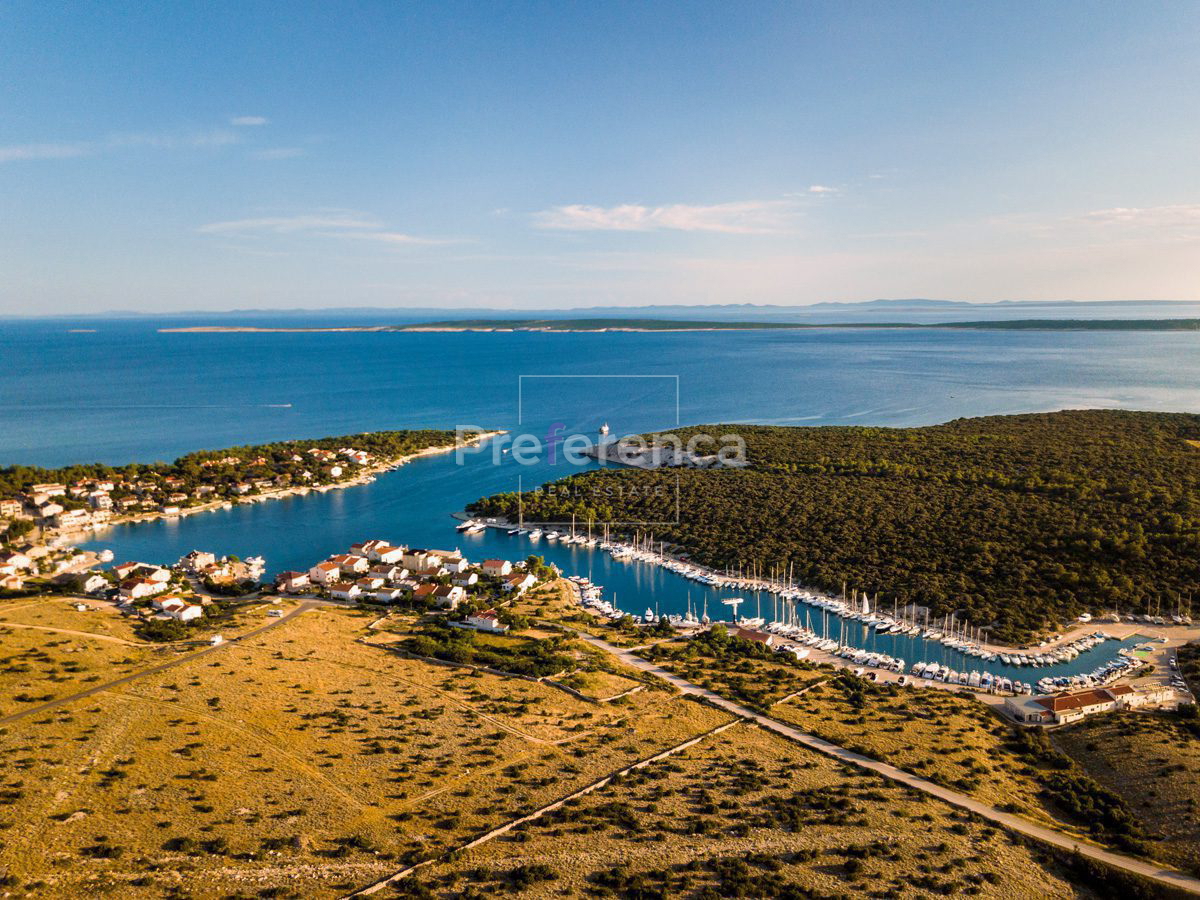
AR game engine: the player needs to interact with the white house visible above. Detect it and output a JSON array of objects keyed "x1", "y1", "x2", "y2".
[
  {"x1": 452, "y1": 571, "x2": 479, "y2": 588},
  {"x1": 356, "y1": 540, "x2": 406, "y2": 563},
  {"x1": 503, "y1": 572, "x2": 537, "y2": 594},
  {"x1": 373, "y1": 587, "x2": 408, "y2": 603},
  {"x1": 180, "y1": 550, "x2": 217, "y2": 572},
  {"x1": 275, "y1": 571, "x2": 311, "y2": 593},
  {"x1": 374, "y1": 545, "x2": 407, "y2": 564},
  {"x1": 369, "y1": 564, "x2": 404, "y2": 581},
  {"x1": 166, "y1": 603, "x2": 203, "y2": 622},
  {"x1": 1004, "y1": 684, "x2": 1171, "y2": 726},
  {"x1": 1104, "y1": 683, "x2": 1173, "y2": 711},
  {"x1": 120, "y1": 577, "x2": 169, "y2": 602},
  {"x1": 402, "y1": 549, "x2": 442, "y2": 571},
  {"x1": 331, "y1": 554, "x2": 370, "y2": 576},
  {"x1": 441, "y1": 555, "x2": 470, "y2": 574},
  {"x1": 464, "y1": 609, "x2": 509, "y2": 633},
  {"x1": 309, "y1": 561, "x2": 342, "y2": 585},
  {"x1": 143, "y1": 567, "x2": 172, "y2": 583},
  {"x1": 328, "y1": 581, "x2": 362, "y2": 601},
  {"x1": 0, "y1": 574, "x2": 24, "y2": 591},
  {"x1": 0, "y1": 551, "x2": 32, "y2": 570},
  {"x1": 481, "y1": 559, "x2": 513, "y2": 577},
  {"x1": 78, "y1": 573, "x2": 109, "y2": 594},
  {"x1": 53, "y1": 508, "x2": 94, "y2": 529},
  {"x1": 152, "y1": 594, "x2": 187, "y2": 611},
  {"x1": 432, "y1": 584, "x2": 466, "y2": 609},
  {"x1": 112, "y1": 561, "x2": 142, "y2": 580},
  {"x1": 356, "y1": 575, "x2": 386, "y2": 591}
]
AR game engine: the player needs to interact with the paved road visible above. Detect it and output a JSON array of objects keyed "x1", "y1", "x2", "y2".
[
  {"x1": 0, "y1": 601, "x2": 319, "y2": 727},
  {"x1": 574, "y1": 631, "x2": 1200, "y2": 896}
]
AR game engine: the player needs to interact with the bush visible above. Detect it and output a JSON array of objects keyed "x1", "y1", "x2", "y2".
[{"x1": 137, "y1": 619, "x2": 191, "y2": 642}]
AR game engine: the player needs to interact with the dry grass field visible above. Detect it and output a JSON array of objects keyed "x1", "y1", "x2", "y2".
[
  {"x1": 0, "y1": 604, "x2": 729, "y2": 897},
  {"x1": 772, "y1": 676, "x2": 1067, "y2": 822},
  {"x1": 643, "y1": 635, "x2": 1159, "y2": 856},
  {"x1": 0, "y1": 598, "x2": 161, "y2": 714},
  {"x1": 650, "y1": 638, "x2": 828, "y2": 709},
  {"x1": 0, "y1": 590, "x2": 1179, "y2": 898},
  {"x1": 408, "y1": 722, "x2": 1090, "y2": 899},
  {"x1": 506, "y1": 581, "x2": 648, "y2": 647},
  {"x1": 1055, "y1": 710, "x2": 1200, "y2": 874},
  {"x1": 0, "y1": 597, "x2": 144, "y2": 642}
]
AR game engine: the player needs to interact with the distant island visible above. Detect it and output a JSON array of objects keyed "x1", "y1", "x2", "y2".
[
  {"x1": 160, "y1": 318, "x2": 808, "y2": 333},
  {"x1": 160, "y1": 317, "x2": 1200, "y2": 333}
]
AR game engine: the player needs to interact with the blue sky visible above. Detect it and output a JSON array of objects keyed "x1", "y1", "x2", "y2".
[{"x1": 2, "y1": 1, "x2": 1199, "y2": 313}]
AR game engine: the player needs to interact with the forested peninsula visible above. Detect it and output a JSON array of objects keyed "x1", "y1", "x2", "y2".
[{"x1": 471, "y1": 410, "x2": 1200, "y2": 642}]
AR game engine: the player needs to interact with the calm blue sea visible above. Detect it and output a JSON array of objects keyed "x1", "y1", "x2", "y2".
[{"x1": 3, "y1": 316, "x2": 1197, "y2": 680}]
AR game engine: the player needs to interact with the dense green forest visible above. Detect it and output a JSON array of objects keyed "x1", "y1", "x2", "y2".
[
  {"x1": 0, "y1": 430, "x2": 459, "y2": 499},
  {"x1": 471, "y1": 411, "x2": 1200, "y2": 642}
]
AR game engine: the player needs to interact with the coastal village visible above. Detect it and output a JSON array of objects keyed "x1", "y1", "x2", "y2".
[
  {"x1": 284, "y1": 538, "x2": 542, "y2": 624},
  {"x1": 5, "y1": 535, "x2": 547, "y2": 646},
  {"x1": 0, "y1": 431, "x2": 488, "y2": 546},
  {"x1": 0, "y1": 445, "x2": 383, "y2": 539}
]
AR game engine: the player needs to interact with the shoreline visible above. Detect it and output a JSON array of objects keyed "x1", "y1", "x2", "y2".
[
  {"x1": 52, "y1": 431, "x2": 506, "y2": 547},
  {"x1": 475, "y1": 513, "x2": 1197, "y2": 653}
]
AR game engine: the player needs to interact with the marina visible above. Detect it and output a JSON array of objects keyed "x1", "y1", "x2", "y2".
[{"x1": 459, "y1": 517, "x2": 1153, "y2": 695}]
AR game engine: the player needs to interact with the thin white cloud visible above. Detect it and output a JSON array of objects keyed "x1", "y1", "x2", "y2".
[
  {"x1": 808, "y1": 185, "x2": 839, "y2": 194},
  {"x1": 534, "y1": 200, "x2": 793, "y2": 234},
  {"x1": 106, "y1": 130, "x2": 239, "y2": 150},
  {"x1": 251, "y1": 147, "x2": 305, "y2": 160},
  {"x1": 1082, "y1": 205, "x2": 1200, "y2": 229},
  {"x1": 0, "y1": 129, "x2": 238, "y2": 164},
  {"x1": 231, "y1": 116, "x2": 269, "y2": 126},
  {"x1": 344, "y1": 231, "x2": 459, "y2": 246},
  {"x1": 197, "y1": 214, "x2": 381, "y2": 235},
  {"x1": 197, "y1": 212, "x2": 455, "y2": 247},
  {"x1": 0, "y1": 142, "x2": 91, "y2": 163}
]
